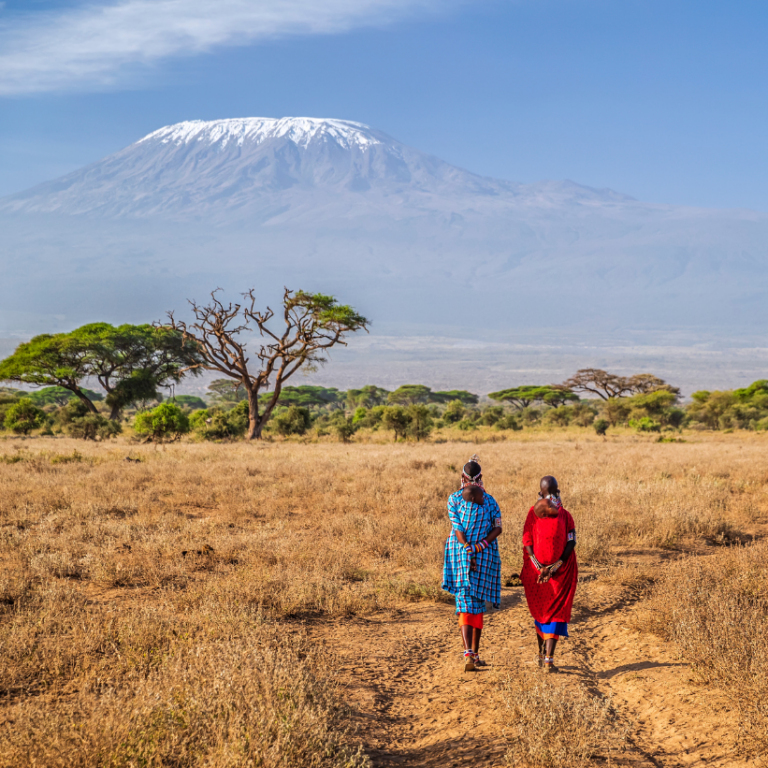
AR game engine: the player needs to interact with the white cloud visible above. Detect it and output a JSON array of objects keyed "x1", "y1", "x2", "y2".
[{"x1": 0, "y1": 0, "x2": 454, "y2": 95}]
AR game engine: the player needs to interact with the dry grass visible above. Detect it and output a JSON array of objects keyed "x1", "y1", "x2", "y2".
[
  {"x1": 638, "y1": 539, "x2": 768, "y2": 757},
  {"x1": 501, "y1": 666, "x2": 627, "y2": 767},
  {"x1": 0, "y1": 433, "x2": 766, "y2": 764}
]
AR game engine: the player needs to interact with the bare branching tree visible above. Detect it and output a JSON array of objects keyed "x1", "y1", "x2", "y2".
[
  {"x1": 563, "y1": 368, "x2": 679, "y2": 400},
  {"x1": 164, "y1": 288, "x2": 369, "y2": 439}
]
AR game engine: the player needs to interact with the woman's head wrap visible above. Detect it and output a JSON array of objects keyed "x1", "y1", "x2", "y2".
[{"x1": 461, "y1": 454, "x2": 484, "y2": 489}]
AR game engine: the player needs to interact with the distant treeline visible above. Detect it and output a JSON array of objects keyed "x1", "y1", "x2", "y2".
[
  {"x1": 3, "y1": 297, "x2": 765, "y2": 442},
  {"x1": 2, "y1": 370, "x2": 767, "y2": 442}
]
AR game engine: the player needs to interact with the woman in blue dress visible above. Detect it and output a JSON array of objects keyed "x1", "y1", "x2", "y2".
[{"x1": 442, "y1": 456, "x2": 503, "y2": 671}]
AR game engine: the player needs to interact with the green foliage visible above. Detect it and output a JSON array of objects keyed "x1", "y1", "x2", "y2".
[
  {"x1": 289, "y1": 291, "x2": 369, "y2": 332},
  {"x1": 350, "y1": 405, "x2": 387, "y2": 429},
  {"x1": 346, "y1": 385, "x2": 390, "y2": 409},
  {"x1": 687, "y1": 382, "x2": 768, "y2": 431},
  {"x1": 134, "y1": 403, "x2": 190, "y2": 442},
  {"x1": 443, "y1": 400, "x2": 466, "y2": 424},
  {"x1": 170, "y1": 395, "x2": 208, "y2": 411},
  {"x1": 407, "y1": 404, "x2": 433, "y2": 441},
  {"x1": 594, "y1": 418, "x2": 610, "y2": 436},
  {"x1": 3, "y1": 399, "x2": 46, "y2": 434},
  {"x1": 0, "y1": 332, "x2": 96, "y2": 407},
  {"x1": 266, "y1": 386, "x2": 342, "y2": 409},
  {"x1": 55, "y1": 400, "x2": 121, "y2": 440},
  {"x1": 540, "y1": 387, "x2": 579, "y2": 407},
  {"x1": 0, "y1": 324, "x2": 200, "y2": 420},
  {"x1": 479, "y1": 406, "x2": 505, "y2": 426},
  {"x1": 387, "y1": 385, "x2": 432, "y2": 405},
  {"x1": 494, "y1": 413, "x2": 522, "y2": 431},
  {"x1": 432, "y1": 390, "x2": 479, "y2": 405},
  {"x1": 382, "y1": 405, "x2": 411, "y2": 440},
  {"x1": 456, "y1": 419, "x2": 477, "y2": 431},
  {"x1": 271, "y1": 406, "x2": 312, "y2": 437},
  {"x1": 190, "y1": 401, "x2": 249, "y2": 440},
  {"x1": 543, "y1": 406, "x2": 572, "y2": 427},
  {"x1": 488, "y1": 386, "x2": 574, "y2": 410},
  {"x1": 334, "y1": 417, "x2": 357, "y2": 443},
  {"x1": 26, "y1": 386, "x2": 103, "y2": 407},
  {"x1": 629, "y1": 416, "x2": 662, "y2": 433},
  {"x1": 602, "y1": 398, "x2": 632, "y2": 427}
]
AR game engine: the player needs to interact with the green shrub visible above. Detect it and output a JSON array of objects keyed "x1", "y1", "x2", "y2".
[
  {"x1": 334, "y1": 417, "x2": 357, "y2": 443},
  {"x1": 272, "y1": 406, "x2": 312, "y2": 437},
  {"x1": 479, "y1": 406, "x2": 504, "y2": 426},
  {"x1": 571, "y1": 402, "x2": 597, "y2": 427},
  {"x1": 629, "y1": 416, "x2": 661, "y2": 433},
  {"x1": 134, "y1": 403, "x2": 190, "y2": 442},
  {"x1": 543, "y1": 406, "x2": 571, "y2": 427},
  {"x1": 190, "y1": 402, "x2": 249, "y2": 440},
  {"x1": 495, "y1": 413, "x2": 522, "y2": 431},
  {"x1": 443, "y1": 400, "x2": 465, "y2": 424},
  {"x1": 3, "y1": 399, "x2": 46, "y2": 434},
  {"x1": 593, "y1": 418, "x2": 610, "y2": 436},
  {"x1": 55, "y1": 400, "x2": 121, "y2": 440}
]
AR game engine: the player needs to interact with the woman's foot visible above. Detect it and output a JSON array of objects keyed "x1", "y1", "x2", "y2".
[
  {"x1": 463, "y1": 651, "x2": 476, "y2": 672},
  {"x1": 473, "y1": 653, "x2": 487, "y2": 667},
  {"x1": 542, "y1": 656, "x2": 558, "y2": 673}
]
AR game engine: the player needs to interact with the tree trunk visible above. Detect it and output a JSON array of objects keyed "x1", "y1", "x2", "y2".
[
  {"x1": 109, "y1": 403, "x2": 122, "y2": 421},
  {"x1": 247, "y1": 388, "x2": 263, "y2": 440},
  {"x1": 72, "y1": 389, "x2": 99, "y2": 414}
]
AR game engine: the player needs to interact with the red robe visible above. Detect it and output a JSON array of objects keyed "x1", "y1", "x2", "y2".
[{"x1": 520, "y1": 506, "x2": 578, "y2": 624}]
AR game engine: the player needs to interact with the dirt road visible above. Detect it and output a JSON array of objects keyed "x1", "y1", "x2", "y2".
[{"x1": 314, "y1": 551, "x2": 754, "y2": 768}]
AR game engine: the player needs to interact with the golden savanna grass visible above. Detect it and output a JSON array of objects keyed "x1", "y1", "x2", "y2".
[{"x1": 0, "y1": 433, "x2": 766, "y2": 765}]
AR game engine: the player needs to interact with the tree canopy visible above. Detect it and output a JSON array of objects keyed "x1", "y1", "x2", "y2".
[
  {"x1": 0, "y1": 324, "x2": 200, "y2": 419},
  {"x1": 346, "y1": 385, "x2": 390, "y2": 409},
  {"x1": 563, "y1": 369, "x2": 679, "y2": 400},
  {"x1": 387, "y1": 385, "x2": 432, "y2": 405},
  {"x1": 431, "y1": 390, "x2": 479, "y2": 405},
  {"x1": 488, "y1": 385, "x2": 575, "y2": 410}
]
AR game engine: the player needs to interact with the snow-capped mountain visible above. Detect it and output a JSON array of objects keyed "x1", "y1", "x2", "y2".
[
  {"x1": 0, "y1": 117, "x2": 766, "y2": 345},
  {"x1": 0, "y1": 117, "x2": 630, "y2": 219}
]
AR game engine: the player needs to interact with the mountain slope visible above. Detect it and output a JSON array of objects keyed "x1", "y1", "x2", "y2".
[{"x1": 0, "y1": 117, "x2": 766, "y2": 341}]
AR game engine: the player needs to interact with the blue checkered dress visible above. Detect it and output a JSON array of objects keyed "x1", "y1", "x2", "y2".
[{"x1": 442, "y1": 490, "x2": 502, "y2": 613}]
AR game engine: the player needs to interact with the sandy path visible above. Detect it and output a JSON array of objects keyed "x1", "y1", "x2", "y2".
[{"x1": 313, "y1": 558, "x2": 754, "y2": 768}]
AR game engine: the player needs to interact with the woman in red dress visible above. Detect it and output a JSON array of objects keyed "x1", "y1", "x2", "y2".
[{"x1": 520, "y1": 475, "x2": 577, "y2": 673}]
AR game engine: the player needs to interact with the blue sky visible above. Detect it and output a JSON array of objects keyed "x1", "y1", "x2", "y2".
[{"x1": 1, "y1": 0, "x2": 767, "y2": 209}]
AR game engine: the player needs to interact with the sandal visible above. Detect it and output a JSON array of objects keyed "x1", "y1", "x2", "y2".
[
  {"x1": 542, "y1": 656, "x2": 558, "y2": 673},
  {"x1": 463, "y1": 651, "x2": 476, "y2": 672}
]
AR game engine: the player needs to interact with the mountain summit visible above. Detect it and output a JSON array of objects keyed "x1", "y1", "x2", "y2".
[
  {"x1": 139, "y1": 117, "x2": 385, "y2": 150},
  {"x1": 1, "y1": 116, "x2": 628, "y2": 219}
]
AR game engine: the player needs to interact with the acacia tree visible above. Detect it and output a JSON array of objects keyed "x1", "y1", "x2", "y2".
[
  {"x1": 76, "y1": 323, "x2": 201, "y2": 420},
  {"x1": 563, "y1": 369, "x2": 679, "y2": 400},
  {"x1": 0, "y1": 333, "x2": 100, "y2": 413},
  {"x1": 0, "y1": 324, "x2": 200, "y2": 421},
  {"x1": 165, "y1": 288, "x2": 369, "y2": 440},
  {"x1": 488, "y1": 385, "x2": 571, "y2": 410}
]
